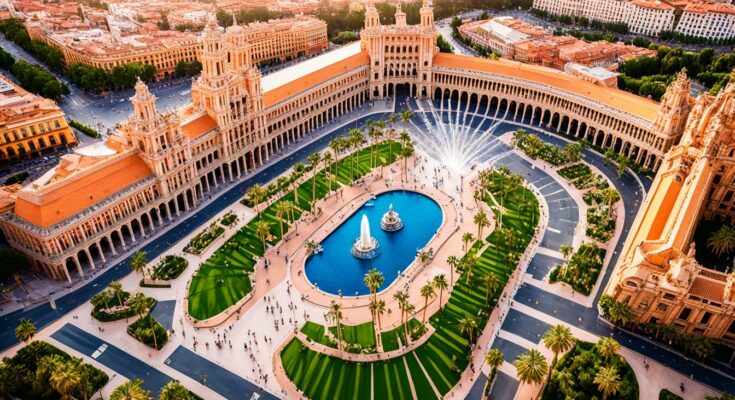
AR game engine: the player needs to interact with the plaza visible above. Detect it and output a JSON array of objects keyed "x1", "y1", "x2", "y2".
[{"x1": 2, "y1": 2, "x2": 735, "y2": 400}]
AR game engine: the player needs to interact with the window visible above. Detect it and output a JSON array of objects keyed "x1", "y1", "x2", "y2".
[
  {"x1": 678, "y1": 308, "x2": 692, "y2": 321},
  {"x1": 625, "y1": 281, "x2": 638, "y2": 288},
  {"x1": 701, "y1": 312, "x2": 712, "y2": 325},
  {"x1": 656, "y1": 303, "x2": 668, "y2": 312},
  {"x1": 663, "y1": 293, "x2": 676, "y2": 300}
]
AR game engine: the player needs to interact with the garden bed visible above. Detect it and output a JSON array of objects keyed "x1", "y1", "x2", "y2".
[
  {"x1": 543, "y1": 340, "x2": 639, "y2": 400},
  {"x1": 550, "y1": 242, "x2": 605, "y2": 295},
  {"x1": 183, "y1": 222, "x2": 225, "y2": 255},
  {"x1": 90, "y1": 290, "x2": 157, "y2": 322},
  {"x1": 149, "y1": 255, "x2": 188, "y2": 280},
  {"x1": 220, "y1": 211, "x2": 238, "y2": 227},
  {"x1": 128, "y1": 314, "x2": 169, "y2": 349},
  {"x1": 586, "y1": 205, "x2": 616, "y2": 243}
]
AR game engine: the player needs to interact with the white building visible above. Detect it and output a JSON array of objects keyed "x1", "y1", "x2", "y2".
[{"x1": 675, "y1": 2, "x2": 735, "y2": 41}]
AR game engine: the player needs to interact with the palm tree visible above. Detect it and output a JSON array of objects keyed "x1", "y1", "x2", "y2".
[
  {"x1": 274, "y1": 202, "x2": 288, "y2": 238},
  {"x1": 307, "y1": 152, "x2": 321, "y2": 207},
  {"x1": 369, "y1": 298, "x2": 382, "y2": 349},
  {"x1": 328, "y1": 137, "x2": 342, "y2": 173},
  {"x1": 15, "y1": 318, "x2": 36, "y2": 344},
  {"x1": 418, "y1": 250, "x2": 431, "y2": 266},
  {"x1": 458, "y1": 316, "x2": 479, "y2": 344},
  {"x1": 607, "y1": 300, "x2": 633, "y2": 327},
  {"x1": 616, "y1": 155, "x2": 630, "y2": 178},
  {"x1": 246, "y1": 183, "x2": 266, "y2": 217},
  {"x1": 290, "y1": 163, "x2": 305, "y2": 205},
  {"x1": 110, "y1": 378, "x2": 153, "y2": 400},
  {"x1": 400, "y1": 143, "x2": 414, "y2": 181},
  {"x1": 474, "y1": 210, "x2": 490, "y2": 240},
  {"x1": 514, "y1": 349, "x2": 548, "y2": 387},
  {"x1": 446, "y1": 255, "x2": 460, "y2": 284},
  {"x1": 393, "y1": 290, "x2": 409, "y2": 343},
  {"x1": 420, "y1": 281, "x2": 436, "y2": 323},
  {"x1": 594, "y1": 366, "x2": 621, "y2": 400},
  {"x1": 463, "y1": 255, "x2": 478, "y2": 285},
  {"x1": 348, "y1": 129, "x2": 363, "y2": 180},
  {"x1": 255, "y1": 219, "x2": 271, "y2": 251},
  {"x1": 483, "y1": 349, "x2": 505, "y2": 396},
  {"x1": 399, "y1": 109, "x2": 413, "y2": 127},
  {"x1": 322, "y1": 152, "x2": 334, "y2": 192},
  {"x1": 50, "y1": 360, "x2": 82, "y2": 400},
  {"x1": 542, "y1": 325, "x2": 576, "y2": 391},
  {"x1": 596, "y1": 337, "x2": 621, "y2": 360},
  {"x1": 559, "y1": 244, "x2": 573, "y2": 275},
  {"x1": 462, "y1": 232, "x2": 475, "y2": 252},
  {"x1": 129, "y1": 291, "x2": 159, "y2": 349},
  {"x1": 708, "y1": 225, "x2": 735, "y2": 257},
  {"x1": 159, "y1": 380, "x2": 189, "y2": 400},
  {"x1": 129, "y1": 250, "x2": 148, "y2": 277},
  {"x1": 482, "y1": 273, "x2": 502, "y2": 306},
  {"x1": 373, "y1": 299, "x2": 386, "y2": 342},
  {"x1": 387, "y1": 113, "x2": 397, "y2": 160},
  {"x1": 108, "y1": 280, "x2": 127, "y2": 321},
  {"x1": 363, "y1": 268, "x2": 384, "y2": 302},
  {"x1": 327, "y1": 301, "x2": 344, "y2": 350},
  {"x1": 433, "y1": 274, "x2": 449, "y2": 313}
]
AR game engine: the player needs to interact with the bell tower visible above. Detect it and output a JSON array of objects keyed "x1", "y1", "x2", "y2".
[
  {"x1": 654, "y1": 69, "x2": 694, "y2": 149},
  {"x1": 362, "y1": 0, "x2": 384, "y2": 98},
  {"x1": 418, "y1": 0, "x2": 436, "y2": 98},
  {"x1": 197, "y1": 11, "x2": 231, "y2": 127}
]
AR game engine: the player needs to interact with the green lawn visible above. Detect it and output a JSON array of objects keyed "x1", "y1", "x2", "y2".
[
  {"x1": 187, "y1": 142, "x2": 402, "y2": 320},
  {"x1": 280, "y1": 169, "x2": 540, "y2": 398},
  {"x1": 329, "y1": 321, "x2": 377, "y2": 349}
]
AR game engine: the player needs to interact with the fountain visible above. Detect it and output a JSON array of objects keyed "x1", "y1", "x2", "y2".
[
  {"x1": 381, "y1": 203, "x2": 403, "y2": 231},
  {"x1": 409, "y1": 98, "x2": 504, "y2": 174},
  {"x1": 351, "y1": 214, "x2": 380, "y2": 259}
]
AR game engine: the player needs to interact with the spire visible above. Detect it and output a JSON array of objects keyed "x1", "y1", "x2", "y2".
[{"x1": 395, "y1": 1, "x2": 407, "y2": 26}]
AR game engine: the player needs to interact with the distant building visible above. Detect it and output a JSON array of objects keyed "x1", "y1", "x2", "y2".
[
  {"x1": 675, "y1": 1, "x2": 735, "y2": 41},
  {"x1": 457, "y1": 17, "x2": 549, "y2": 58},
  {"x1": 514, "y1": 35, "x2": 655, "y2": 70},
  {"x1": 532, "y1": 0, "x2": 682, "y2": 37},
  {"x1": 0, "y1": 74, "x2": 76, "y2": 163}
]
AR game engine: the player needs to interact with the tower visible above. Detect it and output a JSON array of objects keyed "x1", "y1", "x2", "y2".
[
  {"x1": 420, "y1": 0, "x2": 434, "y2": 29},
  {"x1": 196, "y1": 11, "x2": 231, "y2": 127},
  {"x1": 362, "y1": 0, "x2": 384, "y2": 98},
  {"x1": 418, "y1": 0, "x2": 436, "y2": 97},
  {"x1": 395, "y1": 3, "x2": 407, "y2": 27},
  {"x1": 654, "y1": 69, "x2": 694, "y2": 148}
]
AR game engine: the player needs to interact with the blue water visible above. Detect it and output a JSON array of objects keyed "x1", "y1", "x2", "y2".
[{"x1": 304, "y1": 190, "x2": 443, "y2": 296}]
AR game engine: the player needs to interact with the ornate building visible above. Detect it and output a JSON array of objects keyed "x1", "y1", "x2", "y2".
[
  {"x1": 0, "y1": 73, "x2": 77, "y2": 163},
  {"x1": 605, "y1": 76, "x2": 735, "y2": 341},
  {"x1": 0, "y1": 2, "x2": 689, "y2": 281}
]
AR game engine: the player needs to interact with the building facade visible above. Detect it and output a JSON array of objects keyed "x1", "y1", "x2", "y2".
[
  {"x1": 0, "y1": 2, "x2": 683, "y2": 282},
  {"x1": 25, "y1": 15, "x2": 328, "y2": 79},
  {"x1": 604, "y1": 73, "x2": 735, "y2": 342},
  {"x1": 0, "y1": 74, "x2": 77, "y2": 163},
  {"x1": 457, "y1": 17, "x2": 549, "y2": 58},
  {"x1": 675, "y1": 2, "x2": 735, "y2": 41},
  {"x1": 532, "y1": 0, "x2": 681, "y2": 37}
]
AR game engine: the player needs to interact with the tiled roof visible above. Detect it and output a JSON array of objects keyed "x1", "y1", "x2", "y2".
[{"x1": 690, "y1": 277, "x2": 725, "y2": 302}]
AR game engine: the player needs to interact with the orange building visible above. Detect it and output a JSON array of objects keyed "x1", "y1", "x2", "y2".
[
  {"x1": 0, "y1": 4, "x2": 681, "y2": 283},
  {"x1": 0, "y1": 74, "x2": 77, "y2": 163},
  {"x1": 605, "y1": 72, "x2": 735, "y2": 342}
]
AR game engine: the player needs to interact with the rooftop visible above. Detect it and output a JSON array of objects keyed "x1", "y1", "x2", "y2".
[
  {"x1": 433, "y1": 53, "x2": 659, "y2": 121},
  {"x1": 0, "y1": 73, "x2": 66, "y2": 128}
]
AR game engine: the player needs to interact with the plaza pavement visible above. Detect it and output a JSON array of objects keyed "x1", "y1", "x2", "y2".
[{"x1": 2, "y1": 90, "x2": 734, "y2": 400}]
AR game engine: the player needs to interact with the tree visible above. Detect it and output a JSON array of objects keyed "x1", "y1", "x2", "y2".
[
  {"x1": 255, "y1": 220, "x2": 271, "y2": 250},
  {"x1": 615, "y1": 155, "x2": 630, "y2": 178},
  {"x1": 559, "y1": 244, "x2": 573, "y2": 275},
  {"x1": 348, "y1": 129, "x2": 364, "y2": 181},
  {"x1": 110, "y1": 378, "x2": 153, "y2": 400},
  {"x1": 458, "y1": 316, "x2": 478, "y2": 344},
  {"x1": 322, "y1": 151, "x2": 334, "y2": 192},
  {"x1": 473, "y1": 210, "x2": 490, "y2": 240},
  {"x1": 437, "y1": 33, "x2": 453, "y2": 53},
  {"x1": 514, "y1": 349, "x2": 548, "y2": 387},
  {"x1": 420, "y1": 281, "x2": 435, "y2": 323},
  {"x1": 15, "y1": 318, "x2": 36, "y2": 344},
  {"x1": 129, "y1": 251, "x2": 148, "y2": 277},
  {"x1": 275, "y1": 202, "x2": 288, "y2": 238},
  {"x1": 446, "y1": 255, "x2": 460, "y2": 284},
  {"x1": 109, "y1": 280, "x2": 125, "y2": 312},
  {"x1": 327, "y1": 301, "x2": 344, "y2": 350},
  {"x1": 128, "y1": 292, "x2": 158, "y2": 349},
  {"x1": 363, "y1": 268, "x2": 384, "y2": 302},
  {"x1": 400, "y1": 143, "x2": 414, "y2": 181},
  {"x1": 463, "y1": 255, "x2": 478, "y2": 285},
  {"x1": 482, "y1": 273, "x2": 502, "y2": 306},
  {"x1": 607, "y1": 300, "x2": 633, "y2": 327},
  {"x1": 308, "y1": 152, "x2": 322, "y2": 208},
  {"x1": 542, "y1": 325, "x2": 576, "y2": 391},
  {"x1": 328, "y1": 138, "x2": 342, "y2": 179},
  {"x1": 246, "y1": 183, "x2": 266, "y2": 217},
  {"x1": 593, "y1": 366, "x2": 621, "y2": 400},
  {"x1": 707, "y1": 225, "x2": 735, "y2": 256},
  {"x1": 159, "y1": 380, "x2": 189, "y2": 400},
  {"x1": 596, "y1": 337, "x2": 621, "y2": 360},
  {"x1": 462, "y1": 232, "x2": 475, "y2": 252},
  {"x1": 393, "y1": 290, "x2": 410, "y2": 343},
  {"x1": 369, "y1": 298, "x2": 383, "y2": 349},
  {"x1": 49, "y1": 360, "x2": 82, "y2": 400},
  {"x1": 483, "y1": 349, "x2": 504, "y2": 396},
  {"x1": 433, "y1": 274, "x2": 449, "y2": 313}
]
